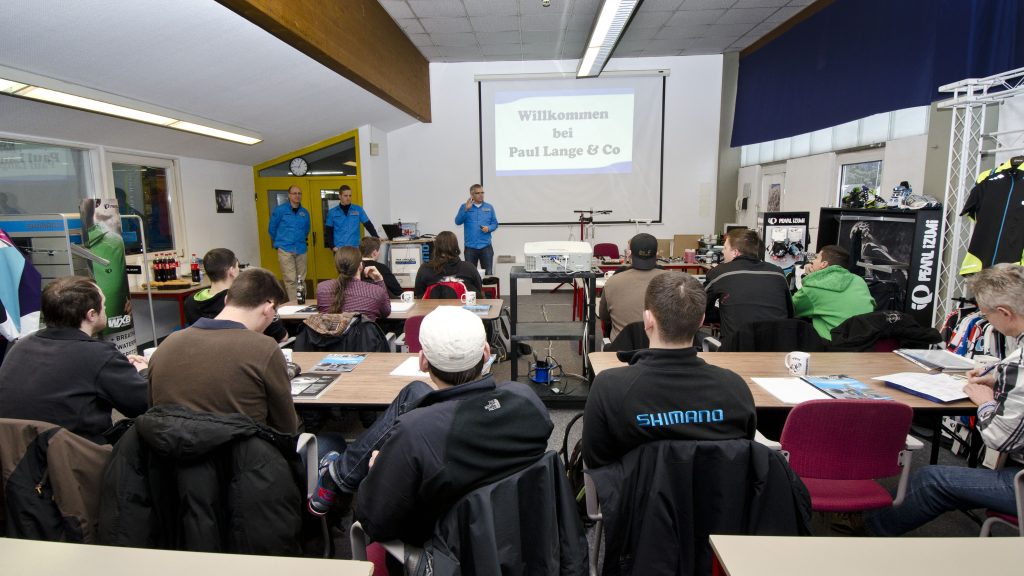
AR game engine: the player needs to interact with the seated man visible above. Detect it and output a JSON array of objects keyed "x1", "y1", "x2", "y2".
[
  {"x1": 792, "y1": 244, "x2": 875, "y2": 341},
  {"x1": 867, "y1": 264, "x2": 1024, "y2": 535},
  {"x1": 184, "y1": 248, "x2": 287, "y2": 341},
  {"x1": 148, "y1": 267, "x2": 298, "y2": 434},
  {"x1": 0, "y1": 276, "x2": 148, "y2": 443},
  {"x1": 704, "y1": 228, "x2": 792, "y2": 346},
  {"x1": 359, "y1": 236, "x2": 403, "y2": 298},
  {"x1": 584, "y1": 272, "x2": 757, "y2": 469},
  {"x1": 599, "y1": 233, "x2": 666, "y2": 341},
  {"x1": 310, "y1": 306, "x2": 552, "y2": 544}
]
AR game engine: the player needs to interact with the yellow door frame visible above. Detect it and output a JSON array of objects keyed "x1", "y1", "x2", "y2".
[{"x1": 253, "y1": 129, "x2": 363, "y2": 285}]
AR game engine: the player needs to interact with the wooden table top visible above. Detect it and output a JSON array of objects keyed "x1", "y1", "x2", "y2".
[
  {"x1": 589, "y1": 351, "x2": 978, "y2": 412},
  {"x1": 293, "y1": 352, "x2": 428, "y2": 406},
  {"x1": 709, "y1": 535, "x2": 1023, "y2": 575},
  {"x1": 279, "y1": 298, "x2": 503, "y2": 320},
  {"x1": 131, "y1": 283, "x2": 207, "y2": 296}
]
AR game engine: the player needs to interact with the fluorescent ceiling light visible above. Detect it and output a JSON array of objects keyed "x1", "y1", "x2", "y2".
[
  {"x1": 577, "y1": 0, "x2": 641, "y2": 78},
  {"x1": 0, "y1": 70, "x2": 261, "y2": 145}
]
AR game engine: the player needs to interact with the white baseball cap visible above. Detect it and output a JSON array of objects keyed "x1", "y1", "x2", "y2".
[{"x1": 419, "y1": 307, "x2": 486, "y2": 372}]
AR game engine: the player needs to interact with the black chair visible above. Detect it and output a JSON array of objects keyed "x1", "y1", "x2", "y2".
[
  {"x1": 827, "y1": 310, "x2": 942, "y2": 352},
  {"x1": 721, "y1": 318, "x2": 826, "y2": 352}
]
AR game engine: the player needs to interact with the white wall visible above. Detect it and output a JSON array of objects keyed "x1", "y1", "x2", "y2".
[
  {"x1": 177, "y1": 156, "x2": 258, "y2": 266},
  {"x1": 783, "y1": 152, "x2": 835, "y2": 246},
  {"x1": 386, "y1": 55, "x2": 725, "y2": 292},
  {"x1": 358, "y1": 124, "x2": 392, "y2": 226},
  {"x1": 880, "y1": 134, "x2": 928, "y2": 198}
]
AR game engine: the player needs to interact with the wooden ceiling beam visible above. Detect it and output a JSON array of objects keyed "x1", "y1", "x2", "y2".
[{"x1": 216, "y1": 0, "x2": 430, "y2": 122}]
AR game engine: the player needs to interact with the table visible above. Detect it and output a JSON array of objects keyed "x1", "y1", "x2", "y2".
[
  {"x1": 278, "y1": 298, "x2": 503, "y2": 321},
  {"x1": 0, "y1": 537, "x2": 372, "y2": 576},
  {"x1": 293, "y1": 352, "x2": 424, "y2": 406},
  {"x1": 130, "y1": 283, "x2": 207, "y2": 328},
  {"x1": 709, "y1": 535, "x2": 1023, "y2": 576},
  {"x1": 589, "y1": 351, "x2": 977, "y2": 412}
]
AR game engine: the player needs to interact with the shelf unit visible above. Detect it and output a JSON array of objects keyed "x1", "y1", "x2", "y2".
[{"x1": 508, "y1": 266, "x2": 597, "y2": 383}]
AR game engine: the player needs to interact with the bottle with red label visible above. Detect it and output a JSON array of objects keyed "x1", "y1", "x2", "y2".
[{"x1": 191, "y1": 253, "x2": 201, "y2": 283}]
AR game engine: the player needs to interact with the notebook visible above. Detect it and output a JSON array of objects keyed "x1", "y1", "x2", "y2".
[{"x1": 894, "y1": 349, "x2": 976, "y2": 372}]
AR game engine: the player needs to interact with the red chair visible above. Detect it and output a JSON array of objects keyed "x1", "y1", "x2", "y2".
[
  {"x1": 593, "y1": 242, "x2": 619, "y2": 260},
  {"x1": 398, "y1": 315, "x2": 425, "y2": 353},
  {"x1": 980, "y1": 467, "x2": 1024, "y2": 536},
  {"x1": 780, "y1": 399, "x2": 917, "y2": 513}
]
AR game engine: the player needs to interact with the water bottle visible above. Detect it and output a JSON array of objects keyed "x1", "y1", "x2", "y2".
[{"x1": 296, "y1": 274, "x2": 306, "y2": 304}]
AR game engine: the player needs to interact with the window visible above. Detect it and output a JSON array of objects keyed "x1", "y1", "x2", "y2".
[
  {"x1": 838, "y1": 160, "x2": 883, "y2": 204},
  {"x1": 0, "y1": 138, "x2": 91, "y2": 214},
  {"x1": 109, "y1": 154, "x2": 179, "y2": 254}
]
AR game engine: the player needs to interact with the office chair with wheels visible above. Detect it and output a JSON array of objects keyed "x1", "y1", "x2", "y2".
[
  {"x1": 780, "y1": 399, "x2": 920, "y2": 514},
  {"x1": 593, "y1": 243, "x2": 620, "y2": 260},
  {"x1": 394, "y1": 314, "x2": 425, "y2": 353},
  {"x1": 980, "y1": 467, "x2": 1024, "y2": 537}
]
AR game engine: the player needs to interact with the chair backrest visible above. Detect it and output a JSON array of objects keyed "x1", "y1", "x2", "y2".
[
  {"x1": 593, "y1": 243, "x2": 620, "y2": 259},
  {"x1": 780, "y1": 399, "x2": 912, "y2": 480},
  {"x1": 404, "y1": 315, "x2": 425, "y2": 353},
  {"x1": 294, "y1": 316, "x2": 389, "y2": 352},
  {"x1": 423, "y1": 278, "x2": 467, "y2": 300},
  {"x1": 605, "y1": 321, "x2": 649, "y2": 352},
  {"x1": 723, "y1": 318, "x2": 826, "y2": 352}
]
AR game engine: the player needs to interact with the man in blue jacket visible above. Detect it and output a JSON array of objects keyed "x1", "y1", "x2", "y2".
[
  {"x1": 454, "y1": 184, "x2": 499, "y2": 275},
  {"x1": 267, "y1": 185, "x2": 310, "y2": 302},
  {"x1": 325, "y1": 185, "x2": 379, "y2": 251}
]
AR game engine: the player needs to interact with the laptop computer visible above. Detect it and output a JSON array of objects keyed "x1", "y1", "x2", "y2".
[{"x1": 381, "y1": 223, "x2": 404, "y2": 240}]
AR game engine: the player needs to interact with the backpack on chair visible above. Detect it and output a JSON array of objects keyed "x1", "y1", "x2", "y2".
[
  {"x1": 560, "y1": 412, "x2": 590, "y2": 521},
  {"x1": 422, "y1": 277, "x2": 467, "y2": 300}
]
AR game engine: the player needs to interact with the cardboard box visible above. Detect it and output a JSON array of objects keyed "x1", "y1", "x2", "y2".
[
  {"x1": 673, "y1": 234, "x2": 702, "y2": 257},
  {"x1": 657, "y1": 239, "x2": 672, "y2": 259}
]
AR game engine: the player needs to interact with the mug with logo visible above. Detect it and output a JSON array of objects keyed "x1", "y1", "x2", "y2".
[
  {"x1": 400, "y1": 291, "x2": 414, "y2": 303},
  {"x1": 461, "y1": 291, "x2": 477, "y2": 306},
  {"x1": 785, "y1": 351, "x2": 810, "y2": 376}
]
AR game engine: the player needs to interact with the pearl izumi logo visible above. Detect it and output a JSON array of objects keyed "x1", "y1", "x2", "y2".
[{"x1": 911, "y1": 218, "x2": 940, "y2": 310}]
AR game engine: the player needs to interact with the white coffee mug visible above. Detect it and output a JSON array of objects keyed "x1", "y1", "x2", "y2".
[
  {"x1": 604, "y1": 270, "x2": 616, "y2": 278},
  {"x1": 785, "y1": 351, "x2": 810, "y2": 376},
  {"x1": 143, "y1": 347, "x2": 157, "y2": 361},
  {"x1": 461, "y1": 291, "x2": 477, "y2": 305},
  {"x1": 281, "y1": 348, "x2": 293, "y2": 363},
  {"x1": 400, "y1": 291, "x2": 414, "y2": 303}
]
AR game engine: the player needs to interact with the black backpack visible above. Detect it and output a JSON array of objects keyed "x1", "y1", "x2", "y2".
[{"x1": 560, "y1": 412, "x2": 589, "y2": 521}]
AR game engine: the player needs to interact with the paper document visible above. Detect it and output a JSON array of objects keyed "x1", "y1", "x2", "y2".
[
  {"x1": 390, "y1": 356, "x2": 431, "y2": 379},
  {"x1": 390, "y1": 301, "x2": 414, "y2": 312},
  {"x1": 874, "y1": 372, "x2": 969, "y2": 403},
  {"x1": 752, "y1": 377, "x2": 830, "y2": 404},
  {"x1": 278, "y1": 304, "x2": 316, "y2": 315}
]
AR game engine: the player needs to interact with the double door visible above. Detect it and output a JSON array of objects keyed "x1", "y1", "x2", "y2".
[{"x1": 255, "y1": 177, "x2": 364, "y2": 284}]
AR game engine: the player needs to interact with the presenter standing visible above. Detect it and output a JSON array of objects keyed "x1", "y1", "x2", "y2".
[
  {"x1": 326, "y1": 185, "x2": 379, "y2": 251},
  {"x1": 454, "y1": 184, "x2": 499, "y2": 275},
  {"x1": 268, "y1": 185, "x2": 310, "y2": 302}
]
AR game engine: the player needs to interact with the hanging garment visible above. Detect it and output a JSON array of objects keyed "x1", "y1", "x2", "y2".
[
  {"x1": 0, "y1": 230, "x2": 41, "y2": 341},
  {"x1": 960, "y1": 168, "x2": 1024, "y2": 274}
]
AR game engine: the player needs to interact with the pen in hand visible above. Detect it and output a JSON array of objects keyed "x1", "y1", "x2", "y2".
[{"x1": 977, "y1": 363, "x2": 1000, "y2": 377}]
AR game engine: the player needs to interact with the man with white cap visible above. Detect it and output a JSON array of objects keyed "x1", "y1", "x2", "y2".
[{"x1": 309, "y1": 306, "x2": 552, "y2": 543}]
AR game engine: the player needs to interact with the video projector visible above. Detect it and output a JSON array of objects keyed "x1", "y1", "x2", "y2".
[{"x1": 524, "y1": 241, "x2": 592, "y2": 273}]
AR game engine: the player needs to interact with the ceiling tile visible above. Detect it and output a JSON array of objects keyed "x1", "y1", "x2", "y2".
[
  {"x1": 642, "y1": 0, "x2": 685, "y2": 10},
  {"x1": 787, "y1": 0, "x2": 815, "y2": 5},
  {"x1": 407, "y1": 33, "x2": 433, "y2": 47},
  {"x1": 481, "y1": 43, "x2": 523, "y2": 55},
  {"x1": 566, "y1": 12, "x2": 598, "y2": 31},
  {"x1": 630, "y1": 11, "x2": 677, "y2": 28},
  {"x1": 396, "y1": 18, "x2": 426, "y2": 34},
  {"x1": 717, "y1": 7, "x2": 776, "y2": 24},
  {"x1": 705, "y1": 22, "x2": 756, "y2": 37},
  {"x1": 432, "y1": 32, "x2": 479, "y2": 46},
  {"x1": 681, "y1": 0, "x2": 737, "y2": 9},
  {"x1": 571, "y1": 0, "x2": 602, "y2": 13},
  {"x1": 416, "y1": 45, "x2": 443, "y2": 58},
  {"x1": 523, "y1": 30, "x2": 561, "y2": 43},
  {"x1": 668, "y1": 9, "x2": 725, "y2": 26},
  {"x1": 732, "y1": 0, "x2": 788, "y2": 7},
  {"x1": 439, "y1": 44, "x2": 483, "y2": 56},
  {"x1": 559, "y1": 38, "x2": 586, "y2": 53},
  {"x1": 522, "y1": 13, "x2": 566, "y2": 31},
  {"x1": 379, "y1": 1, "x2": 415, "y2": 20},
  {"x1": 766, "y1": 5, "x2": 804, "y2": 23},
  {"x1": 644, "y1": 37, "x2": 698, "y2": 51},
  {"x1": 469, "y1": 15, "x2": 521, "y2": 32},
  {"x1": 614, "y1": 48, "x2": 649, "y2": 57},
  {"x1": 616, "y1": 39, "x2": 653, "y2": 52},
  {"x1": 655, "y1": 25, "x2": 705, "y2": 40},
  {"x1": 518, "y1": 0, "x2": 568, "y2": 13},
  {"x1": 409, "y1": 0, "x2": 466, "y2": 18},
  {"x1": 620, "y1": 27, "x2": 660, "y2": 41},
  {"x1": 688, "y1": 36, "x2": 738, "y2": 50},
  {"x1": 464, "y1": 0, "x2": 519, "y2": 16},
  {"x1": 562, "y1": 29, "x2": 589, "y2": 43},
  {"x1": 477, "y1": 30, "x2": 522, "y2": 44},
  {"x1": 420, "y1": 17, "x2": 474, "y2": 33}
]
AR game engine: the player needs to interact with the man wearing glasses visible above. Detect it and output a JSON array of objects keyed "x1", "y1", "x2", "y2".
[{"x1": 269, "y1": 185, "x2": 310, "y2": 302}]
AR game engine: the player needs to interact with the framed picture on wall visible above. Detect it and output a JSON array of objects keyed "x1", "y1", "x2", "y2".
[
  {"x1": 767, "y1": 183, "x2": 782, "y2": 212},
  {"x1": 215, "y1": 189, "x2": 233, "y2": 213}
]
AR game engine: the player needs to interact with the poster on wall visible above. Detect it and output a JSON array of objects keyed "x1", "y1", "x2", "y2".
[
  {"x1": 767, "y1": 183, "x2": 782, "y2": 212},
  {"x1": 763, "y1": 211, "x2": 809, "y2": 271},
  {"x1": 80, "y1": 198, "x2": 137, "y2": 355}
]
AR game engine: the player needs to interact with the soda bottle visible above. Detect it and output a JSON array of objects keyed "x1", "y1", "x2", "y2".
[{"x1": 191, "y1": 253, "x2": 201, "y2": 283}]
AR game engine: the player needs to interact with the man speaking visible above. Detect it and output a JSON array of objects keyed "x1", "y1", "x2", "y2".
[{"x1": 454, "y1": 184, "x2": 499, "y2": 275}]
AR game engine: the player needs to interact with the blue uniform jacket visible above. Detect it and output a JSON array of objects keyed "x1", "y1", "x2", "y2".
[
  {"x1": 454, "y1": 201, "x2": 499, "y2": 249},
  {"x1": 325, "y1": 203, "x2": 369, "y2": 248},
  {"x1": 268, "y1": 203, "x2": 310, "y2": 254}
]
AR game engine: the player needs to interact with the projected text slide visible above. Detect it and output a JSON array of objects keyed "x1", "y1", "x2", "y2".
[{"x1": 494, "y1": 89, "x2": 634, "y2": 175}]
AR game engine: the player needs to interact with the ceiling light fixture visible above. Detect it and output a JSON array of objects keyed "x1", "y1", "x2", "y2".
[
  {"x1": 576, "y1": 0, "x2": 641, "y2": 78},
  {"x1": 0, "y1": 65, "x2": 262, "y2": 145}
]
